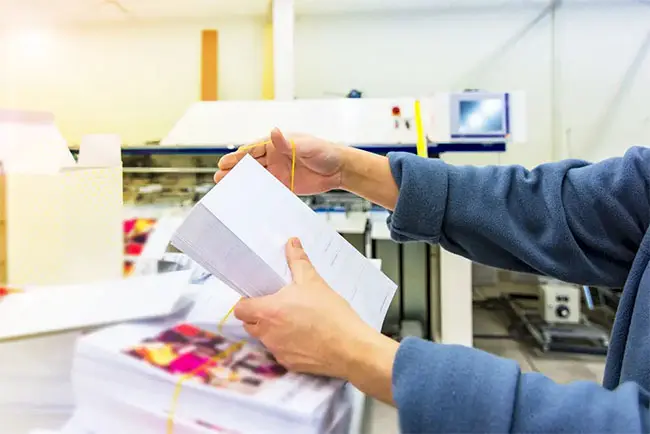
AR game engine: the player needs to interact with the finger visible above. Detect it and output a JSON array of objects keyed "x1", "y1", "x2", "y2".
[
  {"x1": 270, "y1": 128, "x2": 292, "y2": 156},
  {"x1": 233, "y1": 298, "x2": 265, "y2": 323},
  {"x1": 256, "y1": 155, "x2": 268, "y2": 167},
  {"x1": 214, "y1": 155, "x2": 267, "y2": 183},
  {"x1": 218, "y1": 152, "x2": 246, "y2": 170},
  {"x1": 243, "y1": 322, "x2": 261, "y2": 338},
  {"x1": 286, "y1": 237, "x2": 315, "y2": 284},
  {"x1": 218, "y1": 144, "x2": 267, "y2": 170},
  {"x1": 213, "y1": 169, "x2": 229, "y2": 184},
  {"x1": 246, "y1": 143, "x2": 268, "y2": 159}
]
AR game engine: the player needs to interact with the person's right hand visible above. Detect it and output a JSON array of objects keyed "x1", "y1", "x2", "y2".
[
  {"x1": 214, "y1": 128, "x2": 346, "y2": 195},
  {"x1": 233, "y1": 237, "x2": 398, "y2": 406}
]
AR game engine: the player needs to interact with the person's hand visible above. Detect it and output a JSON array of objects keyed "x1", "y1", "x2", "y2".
[
  {"x1": 233, "y1": 238, "x2": 379, "y2": 378},
  {"x1": 234, "y1": 238, "x2": 399, "y2": 404},
  {"x1": 214, "y1": 128, "x2": 346, "y2": 195}
]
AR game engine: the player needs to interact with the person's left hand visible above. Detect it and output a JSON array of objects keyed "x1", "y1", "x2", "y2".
[{"x1": 233, "y1": 238, "x2": 379, "y2": 379}]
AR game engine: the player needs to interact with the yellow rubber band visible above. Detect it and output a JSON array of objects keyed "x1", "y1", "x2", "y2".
[
  {"x1": 290, "y1": 140, "x2": 296, "y2": 192},
  {"x1": 166, "y1": 341, "x2": 245, "y2": 434},
  {"x1": 167, "y1": 137, "x2": 297, "y2": 434},
  {"x1": 218, "y1": 302, "x2": 238, "y2": 335}
]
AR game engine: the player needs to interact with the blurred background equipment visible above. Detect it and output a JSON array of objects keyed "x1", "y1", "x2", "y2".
[{"x1": 539, "y1": 282, "x2": 582, "y2": 324}]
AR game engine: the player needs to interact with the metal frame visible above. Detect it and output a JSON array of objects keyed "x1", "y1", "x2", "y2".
[
  {"x1": 504, "y1": 295, "x2": 609, "y2": 355},
  {"x1": 70, "y1": 142, "x2": 507, "y2": 157}
]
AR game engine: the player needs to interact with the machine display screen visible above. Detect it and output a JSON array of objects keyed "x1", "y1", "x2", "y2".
[
  {"x1": 450, "y1": 93, "x2": 509, "y2": 138},
  {"x1": 458, "y1": 99, "x2": 505, "y2": 134}
]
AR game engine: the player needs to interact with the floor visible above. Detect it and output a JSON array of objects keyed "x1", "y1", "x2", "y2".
[{"x1": 363, "y1": 306, "x2": 607, "y2": 434}]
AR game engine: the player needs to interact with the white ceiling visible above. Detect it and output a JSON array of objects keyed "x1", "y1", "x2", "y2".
[{"x1": 0, "y1": 0, "x2": 630, "y2": 24}]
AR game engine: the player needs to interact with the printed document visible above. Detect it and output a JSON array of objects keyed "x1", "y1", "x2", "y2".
[{"x1": 171, "y1": 155, "x2": 397, "y2": 330}]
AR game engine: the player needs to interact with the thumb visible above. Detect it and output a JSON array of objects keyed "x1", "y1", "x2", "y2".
[
  {"x1": 270, "y1": 127, "x2": 292, "y2": 155},
  {"x1": 233, "y1": 297, "x2": 268, "y2": 323},
  {"x1": 286, "y1": 237, "x2": 315, "y2": 284}
]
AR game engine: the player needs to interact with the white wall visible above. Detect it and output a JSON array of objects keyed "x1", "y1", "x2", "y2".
[
  {"x1": 557, "y1": 4, "x2": 650, "y2": 162},
  {"x1": 296, "y1": 3, "x2": 650, "y2": 166},
  {"x1": 2, "y1": 2, "x2": 649, "y2": 162},
  {"x1": 0, "y1": 18, "x2": 264, "y2": 145}
]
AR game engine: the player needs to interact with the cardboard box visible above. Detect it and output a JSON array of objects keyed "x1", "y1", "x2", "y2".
[{"x1": 0, "y1": 111, "x2": 123, "y2": 286}]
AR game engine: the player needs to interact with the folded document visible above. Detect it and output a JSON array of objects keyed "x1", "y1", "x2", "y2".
[{"x1": 171, "y1": 154, "x2": 397, "y2": 330}]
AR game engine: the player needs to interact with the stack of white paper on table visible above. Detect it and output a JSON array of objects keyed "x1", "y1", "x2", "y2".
[
  {"x1": 0, "y1": 271, "x2": 195, "y2": 434},
  {"x1": 68, "y1": 319, "x2": 349, "y2": 434},
  {"x1": 55, "y1": 274, "x2": 351, "y2": 434},
  {"x1": 0, "y1": 332, "x2": 79, "y2": 433},
  {"x1": 171, "y1": 154, "x2": 397, "y2": 331}
]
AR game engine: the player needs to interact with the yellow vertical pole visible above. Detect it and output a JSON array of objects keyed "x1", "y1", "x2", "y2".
[
  {"x1": 201, "y1": 30, "x2": 219, "y2": 101},
  {"x1": 262, "y1": 22, "x2": 274, "y2": 100},
  {"x1": 414, "y1": 100, "x2": 427, "y2": 158}
]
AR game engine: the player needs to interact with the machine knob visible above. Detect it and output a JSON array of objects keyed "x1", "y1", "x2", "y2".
[{"x1": 556, "y1": 305, "x2": 570, "y2": 318}]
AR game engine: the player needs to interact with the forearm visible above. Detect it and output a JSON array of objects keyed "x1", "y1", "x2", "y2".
[
  {"x1": 392, "y1": 338, "x2": 648, "y2": 433},
  {"x1": 339, "y1": 147, "x2": 399, "y2": 211},
  {"x1": 343, "y1": 326, "x2": 398, "y2": 406},
  {"x1": 387, "y1": 149, "x2": 650, "y2": 287}
]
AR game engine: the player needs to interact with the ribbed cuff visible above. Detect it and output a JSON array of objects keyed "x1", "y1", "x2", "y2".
[{"x1": 386, "y1": 152, "x2": 449, "y2": 243}]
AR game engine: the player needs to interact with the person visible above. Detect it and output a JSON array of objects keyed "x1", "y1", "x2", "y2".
[{"x1": 214, "y1": 128, "x2": 650, "y2": 433}]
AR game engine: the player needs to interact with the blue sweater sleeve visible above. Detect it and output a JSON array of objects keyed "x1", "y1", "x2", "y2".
[
  {"x1": 393, "y1": 338, "x2": 650, "y2": 433},
  {"x1": 386, "y1": 147, "x2": 650, "y2": 287}
]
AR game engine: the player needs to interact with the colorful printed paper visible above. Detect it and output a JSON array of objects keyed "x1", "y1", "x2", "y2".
[
  {"x1": 124, "y1": 323, "x2": 287, "y2": 395},
  {"x1": 123, "y1": 218, "x2": 157, "y2": 275}
]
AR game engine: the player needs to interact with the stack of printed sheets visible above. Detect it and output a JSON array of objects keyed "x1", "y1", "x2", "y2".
[{"x1": 55, "y1": 275, "x2": 352, "y2": 434}]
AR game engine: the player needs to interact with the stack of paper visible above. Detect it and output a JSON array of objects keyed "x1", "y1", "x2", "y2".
[
  {"x1": 68, "y1": 319, "x2": 349, "y2": 434},
  {"x1": 0, "y1": 332, "x2": 78, "y2": 433},
  {"x1": 171, "y1": 154, "x2": 397, "y2": 330},
  {"x1": 0, "y1": 271, "x2": 195, "y2": 434},
  {"x1": 26, "y1": 262, "x2": 358, "y2": 434}
]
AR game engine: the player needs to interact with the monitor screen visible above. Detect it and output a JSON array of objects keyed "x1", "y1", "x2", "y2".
[
  {"x1": 449, "y1": 92, "x2": 509, "y2": 139},
  {"x1": 457, "y1": 98, "x2": 505, "y2": 135}
]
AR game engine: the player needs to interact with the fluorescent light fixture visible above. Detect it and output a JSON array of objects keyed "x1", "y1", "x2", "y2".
[{"x1": 8, "y1": 28, "x2": 54, "y2": 60}]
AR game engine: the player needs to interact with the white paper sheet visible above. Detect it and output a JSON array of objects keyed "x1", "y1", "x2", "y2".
[
  {"x1": 184, "y1": 278, "x2": 242, "y2": 325},
  {"x1": 172, "y1": 155, "x2": 397, "y2": 330},
  {"x1": 77, "y1": 134, "x2": 122, "y2": 168},
  {"x1": 0, "y1": 271, "x2": 192, "y2": 340},
  {"x1": 139, "y1": 216, "x2": 184, "y2": 259},
  {"x1": 0, "y1": 109, "x2": 76, "y2": 173}
]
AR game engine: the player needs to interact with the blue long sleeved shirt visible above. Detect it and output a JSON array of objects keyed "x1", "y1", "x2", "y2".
[{"x1": 386, "y1": 147, "x2": 650, "y2": 433}]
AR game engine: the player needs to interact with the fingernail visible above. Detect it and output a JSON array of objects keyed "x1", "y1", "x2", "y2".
[{"x1": 291, "y1": 237, "x2": 302, "y2": 248}]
